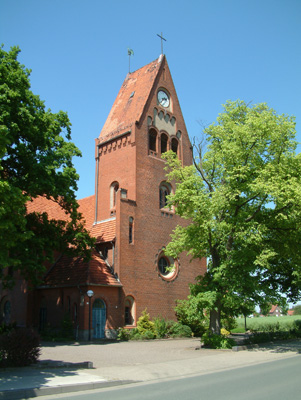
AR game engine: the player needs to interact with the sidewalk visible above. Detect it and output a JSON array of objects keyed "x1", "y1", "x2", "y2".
[{"x1": 0, "y1": 338, "x2": 300, "y2": 399}]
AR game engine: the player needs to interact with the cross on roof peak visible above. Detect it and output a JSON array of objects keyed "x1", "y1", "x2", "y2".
[{"x1": 157, "y1": 32, "x2": 167, "y2": 55}]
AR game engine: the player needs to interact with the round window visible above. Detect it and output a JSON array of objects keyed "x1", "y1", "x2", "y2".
[{"x1": 157, "y1": 254, "x2": 179, "y2": 281}]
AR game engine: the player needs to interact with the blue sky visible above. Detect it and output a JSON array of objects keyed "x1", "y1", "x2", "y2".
[{"x1": 1, "y1": 0, "x2": 300, "y2": 200}]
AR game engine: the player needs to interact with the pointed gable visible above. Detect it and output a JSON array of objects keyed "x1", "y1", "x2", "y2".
[{"x1": 98, "y1": 56, "x2": 164, "y2": 144}]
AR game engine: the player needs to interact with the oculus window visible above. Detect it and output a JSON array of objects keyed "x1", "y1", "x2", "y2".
[{"x1": 157, "y1": 252, "x2": 179, "y2": 281}]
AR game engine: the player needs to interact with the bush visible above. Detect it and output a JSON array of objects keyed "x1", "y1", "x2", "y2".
[
  {"x1": 202, "y1": 332, "x2": 236, "y2": 349},
  {"x1": 290, "y1": 319, "x2": 301, "y2": 336},
  {"x1": 221, "y1": 316, "x2": 237, "y2": 332},
  {"x1": 0, "y1": 327, "x2": 40, "y2": 367},
  {"x1": 128, "y1": 328, "x2": 143, "y2": 340},
  {"x1": 175, "y1": 298, "x2": 208, "y2": 337},
  {"x1": 137, "y1": 309, "x2": 155, "y2": 335},
  {"x1": 169, "y1": 323, "x2": 192, "y2": 338},
  {"x1": 220, "y1": 328, "x2": 230, "y2": 336},
  {"x1": 153, "y1": 317, "x2": 168, "y2": 338},
  {"x1": 117, "y1": 327, "x2": 131, "y2": 341},
  {"x1": 140, "y1": 330, "x2": 156, "y2": 340},
  {"x1": 243, "y1": 319, "x2": 301, "y2": 345}
]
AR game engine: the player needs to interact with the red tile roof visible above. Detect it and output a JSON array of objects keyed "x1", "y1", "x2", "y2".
[
  {"x1": 26, "y1": 195, "x2": 116, "y2": 243},
  {"x1": 26, "y1": 196, "x2": 70, "y2": 221},
  {"x1": 98, "y1": 56, "x2": 164, "y2": 144},
  {"x1": 270, "y1": 305, "x2": 280, "y2": 313},
  {"x1": 77, "y1": 195, "x2": 95, "y2": 230},
  {"x1": 91, "y1": 219, "x2": 116, "y2": 243},
  {"x1": 43, "y1": 250, "x2": 121, "y2": 287}
]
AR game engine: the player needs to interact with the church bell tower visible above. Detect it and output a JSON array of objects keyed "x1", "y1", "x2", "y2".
[{"x1": 93, "y1": 55, "x2": 206, "y2": 324}]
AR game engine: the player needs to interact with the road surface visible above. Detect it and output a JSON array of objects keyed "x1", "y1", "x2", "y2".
[{"x1": 34, "y1": 355, "x2": 300, "y2": 400}]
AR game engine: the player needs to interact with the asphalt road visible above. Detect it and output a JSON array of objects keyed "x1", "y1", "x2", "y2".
[{"x1": 32, "y1": 355, "x2": 301, "y2": 400}]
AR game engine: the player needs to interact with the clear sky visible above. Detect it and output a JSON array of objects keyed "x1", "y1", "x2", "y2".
[{"x1": 1, "y1": 0, "x2": 300, "y2": 200}]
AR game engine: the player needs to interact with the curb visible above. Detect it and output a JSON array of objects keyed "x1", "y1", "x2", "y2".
[{"x1": 0, "y1": 379, "x2": 137, "y2": 400}]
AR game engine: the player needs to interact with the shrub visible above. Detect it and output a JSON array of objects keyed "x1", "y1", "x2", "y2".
[
  {"x1": 221, "y1": 316, "x2": 237, "y2": 332},
  {"x1": 202, "y1": 332, "x2": 236, "y2": 349},
  {"x1": 169, "y1": 323, "x2": 192, "y2": 338},
  {"x1": 220, "y1": 328, "x2": 230, "y2": 336},
  {"x1": 128, "y1": 328, "x2": 142, "y2": 340},
  {"x1": 175, "y1": 298, "x2": 208, "y2": 337},
  {"x1": 140, "y1": 330, "x2": 156, "y2": 340},
  {"x1": 0, "y1": 327, "x2": 40, "y2": 367},
  {"x1": 137, "y1": 309, "x2": 155, "y2": 335},
  {"x1": 290, "y1": 319, "x2": 301, "y2": 337},
  {"x1": 117, "y1": 327, "x2": 131, "y2": 341},
  {"x1": 153, "y1": 317, "x2": 168, "y2": 338}
]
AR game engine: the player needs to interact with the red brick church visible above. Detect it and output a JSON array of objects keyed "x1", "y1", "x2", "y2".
[{"x1": 1, "y1": 55, "x2": 206, "y2": 340}]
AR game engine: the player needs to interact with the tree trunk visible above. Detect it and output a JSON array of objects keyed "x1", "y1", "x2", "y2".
[{"x1": 209, "y1": 307, "x2": 221, "y2": 335}]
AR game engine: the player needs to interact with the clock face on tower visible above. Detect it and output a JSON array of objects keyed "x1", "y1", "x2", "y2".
[{"x1": 157, "y1": 90, "x2": 170, "y2": 108}]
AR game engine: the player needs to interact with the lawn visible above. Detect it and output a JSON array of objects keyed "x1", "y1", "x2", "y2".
[{"x1": 232, "y1": 315, "x2": 301, "y2": 333}]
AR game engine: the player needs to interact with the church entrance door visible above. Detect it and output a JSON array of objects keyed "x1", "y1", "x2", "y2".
[{"x1": 92, "y1": 299, "x2": 106, "y2": 339}]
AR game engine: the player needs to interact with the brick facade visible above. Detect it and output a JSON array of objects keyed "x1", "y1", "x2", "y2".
[{"x1": 1, "y1": 55, "x2": 206, "y2": 340}]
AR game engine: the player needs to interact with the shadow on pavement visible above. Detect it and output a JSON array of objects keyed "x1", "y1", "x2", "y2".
[{"x1": 255, "y1": 340, "x2": 301, "y2": 354}]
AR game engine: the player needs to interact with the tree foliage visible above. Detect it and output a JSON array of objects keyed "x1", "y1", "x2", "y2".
[
  {"x1": 0, "y1": 46, "x2": 94, "y2": 287},
  {"x1": 164, "y1": 100, "x2": 301, "y2": 334},
  {"x1": 293, "y1": 305, "x2": 301, "y2": 315}
]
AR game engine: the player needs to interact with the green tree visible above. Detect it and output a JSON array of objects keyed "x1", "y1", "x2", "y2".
[
  {"x1": 260, "y1": 302, "x2": 272, "y2": 316},
  {"x1": 293, "y1": 305, "x2": 301, "y2": 315},
  {"x1": 164, "y1": 100, "x2": 301, "y2": 334},
  {"x1": 0, "y1": 46, "x2": 94, "y2": 287}
]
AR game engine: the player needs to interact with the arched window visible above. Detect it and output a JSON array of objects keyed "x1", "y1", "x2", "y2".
[
  {"x1": 149, "y1": 129, "x2": 157, "y2": 152},
  {"x1": 159, "y1": 182, "x2": 171, "y2": 209},
  {"x1": 129, "y1": 217, "x2": 134, "y2": 244},
  {"x1": 110, "y1": 181, "x2": 119, "y2": 208},
  {"x1": 171, "y1": 138, "x2": 179, "y2": 154},
  {"x1": 124, "y1": 296, "x2": 135, "y2": 326},
  {"x1": 160, "y1": 133, "x2": 169, "y2": 154}
]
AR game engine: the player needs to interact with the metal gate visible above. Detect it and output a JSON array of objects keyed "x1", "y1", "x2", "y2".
[{"x1": 92, "y1": 299, "x2": 106, "y2": 339}]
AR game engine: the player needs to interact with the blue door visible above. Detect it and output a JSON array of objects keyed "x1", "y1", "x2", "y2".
[{"x1": 92, "y1": 299, "x2": 106, "y2": 339}]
